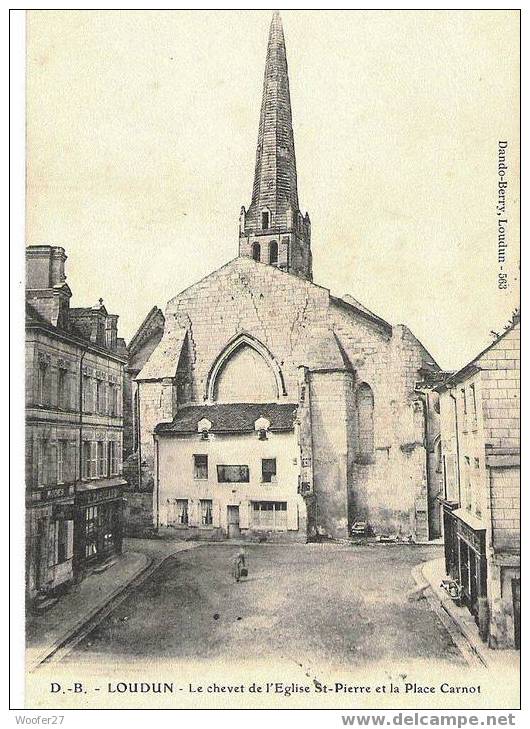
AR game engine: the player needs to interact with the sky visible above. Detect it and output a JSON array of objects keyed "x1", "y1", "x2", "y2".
[{"x1": 26, "y1": 9, "x2": 520, "y2": 370}]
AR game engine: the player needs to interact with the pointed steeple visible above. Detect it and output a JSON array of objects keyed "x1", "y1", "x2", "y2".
[
  {"x1": 239, "y1": 12, "x2": 312, "y2": 281},
  {"x1": 251, "y1": 11, "x2": 299, "y2": 220}
]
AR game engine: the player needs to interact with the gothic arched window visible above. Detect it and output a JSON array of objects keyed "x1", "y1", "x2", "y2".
[
  {"x1": 356, "y1": 383, "x2": 374, "y2": 462},
  {"x1": 252, "y1": 242, "x2": 261, "y2": 262},
  {"x1": 269, "y1": 240, "x2": 278, "y2": 265},
  {"x1": 212, "y1": 342, "x2": 278, "y2": 402}
]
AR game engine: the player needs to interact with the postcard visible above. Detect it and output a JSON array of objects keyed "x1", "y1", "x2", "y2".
[{"x1": 21, "y1": 9, "x2": 520, "y2": 711}]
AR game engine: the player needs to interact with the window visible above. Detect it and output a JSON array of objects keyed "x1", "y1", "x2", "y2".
[
  {"x1": 37, "y1": 363, "x2": 48, "y2": 405},
  {"x1": 261, "y1": 458, "x2": 277, "y2": 483},
  {"x1": 85, "y1": 506, "x2": 98, "y2": 558},
  {"x1": 57, "y1": 519, "x2": 69, "y2": 563},
  {"x1": 109, "y1": 384, "x2": 118, "y2": 416},
  {"x1": 356, "y1": 383, "x2": 375, "y2": 462},
  {"x1": 461, "y1": 388, "x2": 467, "y2": 415},
  {"x1": 90, "y1": 442, "x2": 98, "y2": 478},
  {"x1": 470, "y1": 384, "x2": 477, "y2": 416},
  {"x1": 57, "y1": 440, "x2": 67, "y2": 484},
  {"x1": 82, "y1": 441, "x2": 98, "y2": 479},
  {"x1": 252, "y1": 501, "x2": 287, "y2": 530},
  {"x1": 252, "y1": 242, "x2": 261, "y2": 262},
  {"x1": 58, "y1": 368, "x2": 68, "y2": 409},
  {"x1": 97, "y1": 441, "x2": 106, "y2": 477},
  {"x1": 194, "y1": 454, "x2": 208, "y2": 480},
  {"x1": 108, "y1": 441, "x2": 118, "y2": 476},
  {"x1": 464, "y1": 456, "x2": 471, "y2": 511},
  {"x1": 96, "y1": 379, "x2": 105, "y2": 413},
  {"x1": 83, "y1": 375, "x2": 92, "y2": 412},
  {"x1": 48, "y1": 519, "x2": 70, "y2": 566},
  {"x1": 261, "y1": 210, "x2": 270, "y2": 229},
  {"x1": 176, "y1": 499, "x2": 188, "y2": 525},
  {"x1": 37, "y1": 440, "x2": 47, "y2": 486},
  {"x1": 82, "y1": 441, "x2": 92, "y2": 479},
  {"x1": 269, "y1": 241, "x2": 278, "y2": 265},
  {"x1": 217, "y1": 465, "x2": 250, "y2": 483},
  {"x1": 200, "y1": 499, "x2": 213, "y2": 526}
]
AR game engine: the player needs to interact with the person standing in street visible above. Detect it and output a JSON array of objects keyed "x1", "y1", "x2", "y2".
[{"x1": 233, "y1": 547, "x2": 247, "y2": 582}]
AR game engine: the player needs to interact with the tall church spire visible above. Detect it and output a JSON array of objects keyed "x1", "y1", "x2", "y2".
[{"x1": 239, "y1": 11, "x2": 312, "y2": 281}]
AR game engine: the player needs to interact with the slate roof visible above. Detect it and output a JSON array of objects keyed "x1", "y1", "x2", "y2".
[
  {"x1": 26, "y1": 303, "x2": 127, "y2": 362},
  {"x1": 155, "y1": 402, "x2": 297, "y2": 435},
  {"x1": 331, "y1": 294, "x2": 393, "y2": 335}
]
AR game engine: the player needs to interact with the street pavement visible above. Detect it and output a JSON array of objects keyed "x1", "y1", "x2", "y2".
[
  {"x1": 26, "y1": 539, "x2": 198, "y2": 671},
  {"x1": 64, "y1": 543, "x2": 466, "y2": 672}
]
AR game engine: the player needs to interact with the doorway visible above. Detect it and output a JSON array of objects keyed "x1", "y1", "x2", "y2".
[
  {"x1": 35, "y1": 519, "x2": 46, "y2": 591},
  {"x1": 227, "y1": 506, "x2": 240, "y2": 539}
]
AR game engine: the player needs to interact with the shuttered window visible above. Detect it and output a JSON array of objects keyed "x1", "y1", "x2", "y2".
[
  {"x1": 261, "y1": 458, "x2": 277, "y2": 483},
  {"x1": 57, "y1": 440, "x2": 67, "y2": 484},
  {"x1": 200, "y1": 500, "x2": 213, "y2": 526},
  {"x1": 252, "y1": 501, "x2": 287, "y2": 530},
  {"x1": 193, "y1": 454, "x2": 208, "y2": 480}
]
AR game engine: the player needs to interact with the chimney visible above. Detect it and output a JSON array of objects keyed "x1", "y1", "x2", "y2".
[{"x1": 26, "y1": 245, "x2": 71, "y2": 327}]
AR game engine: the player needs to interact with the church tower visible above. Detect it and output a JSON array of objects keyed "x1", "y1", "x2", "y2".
[{"x1": 239, "y1": 12, "x2": 312, "y2": 281}]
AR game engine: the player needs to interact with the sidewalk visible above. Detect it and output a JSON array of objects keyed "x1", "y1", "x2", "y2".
[
  {"x1": 26, "y1": 538, "x2": 197, "y2": 671},
  {"x1": 420, "y1": 557, "x2": 519, "y2": 672}
]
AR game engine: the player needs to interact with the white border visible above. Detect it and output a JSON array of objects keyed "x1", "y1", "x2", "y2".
[{"x1": 8, "y1": 2, "x2": 527, "y2": 725}]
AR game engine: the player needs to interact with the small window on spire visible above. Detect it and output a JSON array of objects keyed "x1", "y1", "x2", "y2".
[
  {"x1": 261, "y1": 211, "x2": 270, "y2": 229},
  {"x1": 252, "y1": 242, "x2": 261, "y2": 262},
  {"x1": 269, "y1": 241, "x2": 278, "y2": 265}
]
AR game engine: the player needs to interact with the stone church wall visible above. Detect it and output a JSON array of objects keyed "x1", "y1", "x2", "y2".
[
  {"x1": 163, "y1": 258, "x2": 337, "y2": 404},
  {"x1": 332, "y1": 307, "x2": 432, "y2": 540},
  {"x1": 309, "y1": 370, "x2": 353, "y2": 539},
  {"x1": 137, "y1": 258, "x2": 437, "y2": 540}
]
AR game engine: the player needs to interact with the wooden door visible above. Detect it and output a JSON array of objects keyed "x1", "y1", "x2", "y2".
[{"x1": 227, "y1": 506, "x2": 240, "y2": 538}]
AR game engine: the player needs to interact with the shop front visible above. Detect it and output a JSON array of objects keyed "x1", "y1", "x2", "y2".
[
  {"x1": 443, "y1": 506, "x2": 488, "y2": 639},
  {"x1": 74, "y1": 478, "x2": 125, "y2": 574}
]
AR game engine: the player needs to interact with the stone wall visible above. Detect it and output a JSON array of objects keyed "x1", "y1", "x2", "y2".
[
  {"x1": 309, "y1": 370, "x2": 352, "y2": 539},
  {"x1": 478, "y1": 323, "x2": 520, "y2": 454},
  {"x1": 488, "y1": 561, "x2": 520, "y2": 648},
  {"x1": 332, "y1": 308, "x2": 432, "y2": 540},
  {"x1": 122, "y1": 491, "x2": 155, "y2": 537},
  {"x1": 137, "y1": 258, "x2": 438, "y2": 540}
]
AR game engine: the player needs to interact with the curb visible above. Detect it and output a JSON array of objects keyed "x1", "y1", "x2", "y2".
[
  {"x1": 27, "y1": 552, "x2": 151, "y2": 672},
  {"x1": 419, "y1": 559, "x2": 519, "y2": 671},
  {"x1": 411, "y1": 563, "x2": 485, "y2": 669},
  {"x1": 31, "y1": 543, "x2": 201, "y2": 670}
]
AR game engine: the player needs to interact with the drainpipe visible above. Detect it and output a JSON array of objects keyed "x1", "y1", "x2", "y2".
[
  {"x1": 76, "y1": 343, "x2": 89, "y2": 578},
  {"x1": 413, "y1": 389, "x2": 429, "y2": 448},
  {"x1": 449, "y1": 389, "x2": 461, "y2": 506},
  {"x1": 154, "y1": 434, "x2": 160, "y2": 532},
  {"x1": 78, "y1": 345, "x2": 89, "y2": 480},
  {"x1": 414, "y1": 388, "x2": 431, "y2": 539},
  {"x1": 133, "y1": 382, "x2": 142, "y2": 491}
]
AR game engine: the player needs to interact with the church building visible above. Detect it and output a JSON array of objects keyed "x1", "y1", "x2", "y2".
[{"x1": 132, "y1": 12, "x2": 443, "y2": 542}]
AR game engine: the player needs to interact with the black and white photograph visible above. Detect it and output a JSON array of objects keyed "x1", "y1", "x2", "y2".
[{"x1": 12, "y1": 8, "x2": 521, "y2": 712}]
